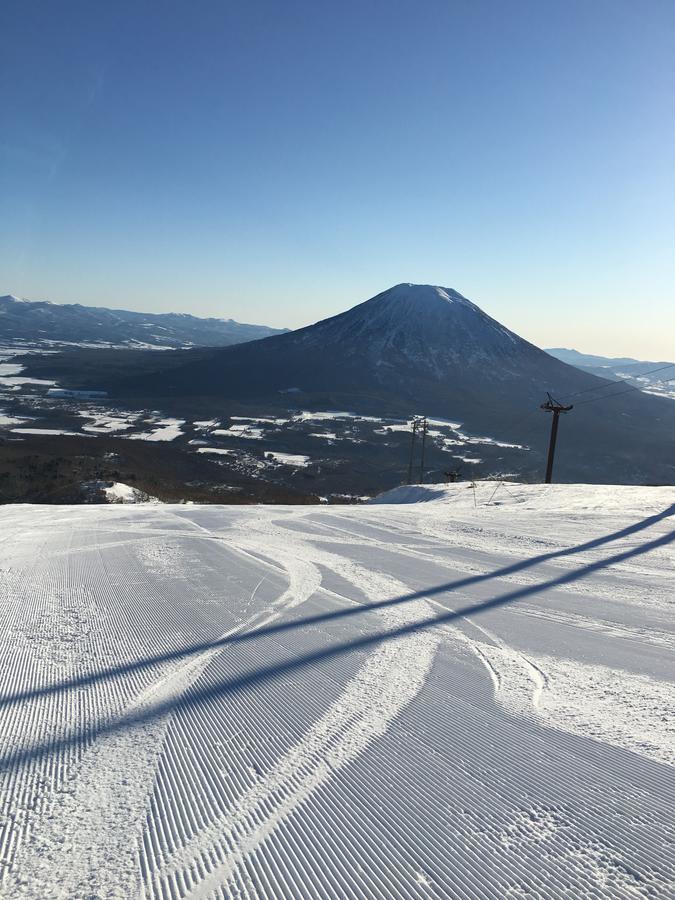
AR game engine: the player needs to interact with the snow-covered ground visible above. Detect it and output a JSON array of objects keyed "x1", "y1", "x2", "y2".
[
  {"x1": 10, "y1": 427, "x2": 91, "y2": 437},
  {"x1": 0, "y1": 483, "x2": 672, "y2": 898},
  {"x1": 129, "y1": 417, "x2": 185, "y2": 442},
  {"x1": 103, "y1": 482, "x2": 160, "y2": 504},
  {"x1": 266, "y1": 451, "x2": 311, "y2": 467}
]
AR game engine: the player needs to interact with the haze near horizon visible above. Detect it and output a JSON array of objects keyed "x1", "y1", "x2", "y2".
[{"x1": 1, "y1": 0, "x2": 673, "y2": 359}]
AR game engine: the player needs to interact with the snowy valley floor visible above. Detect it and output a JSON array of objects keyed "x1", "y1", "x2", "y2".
[{"x1": 0, "y1": 483, "x2": 673, "y2": 899}]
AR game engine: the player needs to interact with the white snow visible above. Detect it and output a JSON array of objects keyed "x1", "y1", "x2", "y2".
[
  {"x1": 374, "y1": 416, "x2": 528, "y2": 453},
  {"x1": 0, "y1": 357, "x2": 58, "y2": 392},
  {"x1": 424, "y1": 416, "x2": 463, "y2": 428},
  {"x1": 79, "y1": 411, "x2": 137, "y2": 433},
  {"x1": 377, "y1": 422, "x2": 413, "y2": 433},
  {"x1": 231, "y1": 415, "x2": 290, "y2": 425},
  {"x1": 0, "y1": 375, "x2": 57, "y2": 389},
  {"x1": 0, "y1": 410, "x2": 29, "y2": 426},
  {"x1": 10, "y1": 427, "x2": 88, "y2": 437},
  {"x1": 213, "y1": 424, "x2": 265, "y2": 439},
  {"x1": 129, "y1": 418, "x2": 185, "y2": 442},
  {"x1": 196, "y1": 447, "x2": 236, "y2": 457},
  {"x1": 103, "y1": 482, "x2": 159, "y2": 504},
  {"x1": 0, "y1": 484, "x2": 672, "y2": 897},
  {"x1": 293, "y1": 410, "x2": 383, "y2": 423},
  {"x1": 371, "y1": 481, "x2": 675, "y2": 513},
  {"x1": 266, "y1": 452, "x2": 311, "y2": 467},
  {"x1": 0, "y1": 363, "x2": 23, "y2": 377},
  {"x1": 644, "y1": 386, "x2": 675, "y2": 400}
]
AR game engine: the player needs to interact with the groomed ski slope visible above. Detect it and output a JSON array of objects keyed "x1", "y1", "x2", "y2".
[{"x1": 0, "y1": 483, "x2": 673, "y2": 899}]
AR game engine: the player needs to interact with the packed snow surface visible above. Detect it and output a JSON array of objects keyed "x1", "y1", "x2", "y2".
[{"x1": 0, "y1": 483, "x2": 673, "y2": 898}]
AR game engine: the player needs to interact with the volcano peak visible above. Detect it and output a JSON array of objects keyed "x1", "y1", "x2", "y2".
[{"x1": 377, "y1": 283, "x2": 469, "y2": 307}]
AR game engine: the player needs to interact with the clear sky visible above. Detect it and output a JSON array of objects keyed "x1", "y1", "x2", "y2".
[{"x1": 1, "y1": 0, "x2": 674, "y2": 359}]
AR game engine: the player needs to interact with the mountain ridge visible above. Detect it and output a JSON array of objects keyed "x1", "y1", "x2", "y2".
[
  {"x1": 546, "y1": 347, "x2": 675, "y2": 401},
  {"x1": 546, "y1": 347, "x2": 673, "y2": 368},
  {"x1": 0, "y1": 293, "x2": 286, "y2": 348}
]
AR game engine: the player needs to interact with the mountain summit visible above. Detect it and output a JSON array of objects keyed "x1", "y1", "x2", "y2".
[{"x1": 290, "y1": 283, "x2": 531, "y2": 376}]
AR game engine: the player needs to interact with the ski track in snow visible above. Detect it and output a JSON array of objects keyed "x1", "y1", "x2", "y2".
[
  {"x1": 0, "y1": 488, "x2": 672, "y2": 898},
  {"x1": 140, "y1": 511, "x2": 441, "y2": 897}
]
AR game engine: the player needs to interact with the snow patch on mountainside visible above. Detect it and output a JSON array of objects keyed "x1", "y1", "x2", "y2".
[
  {"x1": 129, "y1": 418, "x2": 184, "y2": 442},
  {"x1": 104, "y1": 482, "x2": 160, "y2": 504}
]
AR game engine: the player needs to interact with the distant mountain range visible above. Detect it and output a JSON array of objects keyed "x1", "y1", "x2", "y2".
[
  {"x1": 546, "y1": 348, "x2": 675, "y2": 400},
  {"x1": 546, "y1": 348, "x2": 660, "y2": 368},
  {"x1": 0, "y1": 294, "x2": 285, "y2": 348}
]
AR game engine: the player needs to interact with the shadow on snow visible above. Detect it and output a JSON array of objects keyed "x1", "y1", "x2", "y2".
[{"x1": 1, "y1": 503, "x2": 673, "y2": 770}]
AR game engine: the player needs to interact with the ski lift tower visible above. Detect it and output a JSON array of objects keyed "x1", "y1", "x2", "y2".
[{"x1": 541, "y1": 393, "x2": 573, "y2": 484}]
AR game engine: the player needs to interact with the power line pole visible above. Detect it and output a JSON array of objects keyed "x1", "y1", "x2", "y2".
[
  {"x1": 407, "y1": 417, "x2": 419, "y2": 484},
  {"x1": 541, "y1": 393, "x2": 573, "y2": 484},
  {"x1": 418, "y1": 417, "x2": 429, "y2": 483}
]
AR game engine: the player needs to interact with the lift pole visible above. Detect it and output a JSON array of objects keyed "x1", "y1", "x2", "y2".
[
  {"x1": 418, "y1": 417, "x2": 429, "y2": 483},
  {"x1": 541, "y1": 393, "x2": 573, "y2": 484},
  {"x1": 407, "y1": 418, "x2": 419, "y2": 484}
]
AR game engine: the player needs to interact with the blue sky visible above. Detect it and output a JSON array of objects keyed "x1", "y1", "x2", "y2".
[{"x1": 1, "y1": 0, "x2": 674, "y2": 358}]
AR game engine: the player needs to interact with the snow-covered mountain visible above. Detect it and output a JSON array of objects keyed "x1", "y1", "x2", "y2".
[
  {"x1": 292, "y1": 283, "x2": 531, "y2": 374},
  {"x1": 0, "y1": 293, "x2": 285, "y2": 348},
  {"x1": 119, "y1": 282, "x2": 603, "y2": 413}
]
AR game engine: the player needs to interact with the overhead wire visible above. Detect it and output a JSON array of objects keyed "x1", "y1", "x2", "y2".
[
  {"x1": 504, "y1": 363, "x2": 674, "y2": 446},
  {"x1": 556, "y1": 362, "x2": 675, "y2": 403},
  {"x1": 573, "y1": 378, "x2": 675, "y2": 406}
]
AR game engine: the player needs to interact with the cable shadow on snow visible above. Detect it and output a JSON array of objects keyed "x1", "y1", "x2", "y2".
[
  {"x1": 0, "y1": 510, "x2": 673, "y2": 771},
  {"x1": 2, "y1": 502, "x2": 674, "y2": 715}
]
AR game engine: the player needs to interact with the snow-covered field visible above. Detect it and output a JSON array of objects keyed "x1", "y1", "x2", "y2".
[{"x1": 0, "y1": 484, "x2": 672, "y2": 898}]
